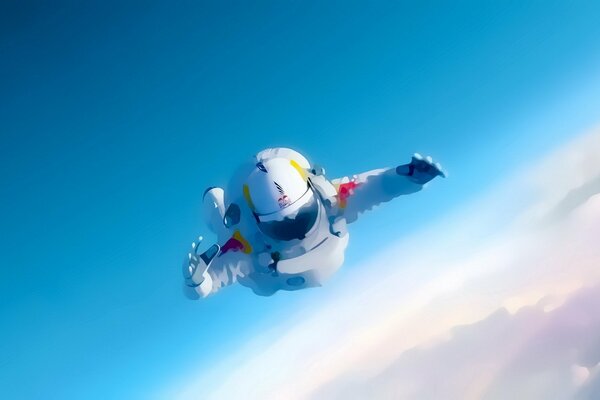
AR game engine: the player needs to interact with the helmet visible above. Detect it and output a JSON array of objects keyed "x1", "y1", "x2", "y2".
[{"x1": 243, "y1": 157, "x2": 319, "y2": 241}]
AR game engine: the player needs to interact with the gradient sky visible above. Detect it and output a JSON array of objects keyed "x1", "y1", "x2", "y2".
[{"x1": 2, "y1": 1, "x2": 600, "y2": 399}]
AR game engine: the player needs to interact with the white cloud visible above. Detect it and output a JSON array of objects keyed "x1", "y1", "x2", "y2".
[
  {"x1": 313, "y1": 283, "x2": 600, "y2": 400},
  {"x1": 168, "y1": 128, "x2": 600, "y2": 400},
  {"x1": 572, "y1": 365, "x2": 590, "y2": 388}
]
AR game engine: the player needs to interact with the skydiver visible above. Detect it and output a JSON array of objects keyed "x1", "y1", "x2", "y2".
[{"x1": 183, "y1": 147, "x2": 444, "y2": 298}]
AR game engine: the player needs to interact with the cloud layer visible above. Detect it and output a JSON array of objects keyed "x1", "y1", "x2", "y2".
[
  {"x1": 315, "y1": 283, "x2": 600, "y2": 400},
  {"x1": 170, "y1": 128, "x2": 600, "y2": 400}
]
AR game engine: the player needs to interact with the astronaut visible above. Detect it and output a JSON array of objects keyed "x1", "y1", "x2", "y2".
[{"x1": 183, "y1": 148, "x2": 444, "y2": 298}]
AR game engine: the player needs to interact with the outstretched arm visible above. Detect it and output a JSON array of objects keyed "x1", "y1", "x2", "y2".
[{"x1": 332, "y1": 153, "x2": 445, "y2": 224}]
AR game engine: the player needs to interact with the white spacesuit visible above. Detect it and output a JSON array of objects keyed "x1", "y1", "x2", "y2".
[{"x1": 183, "y1": 147, "x2": 444, "y2": 298}]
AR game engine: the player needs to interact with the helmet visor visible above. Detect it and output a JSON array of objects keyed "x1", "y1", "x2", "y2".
[{"x1": 257, "y1": 191, "x2": 319, "y2": 241}]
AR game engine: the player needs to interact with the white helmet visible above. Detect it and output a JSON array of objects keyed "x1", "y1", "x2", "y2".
[{"x1": 243, "y1": 157, "x2": 320, "y2": 241}]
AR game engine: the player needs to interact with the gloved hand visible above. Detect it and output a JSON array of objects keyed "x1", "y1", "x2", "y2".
[
  {"x1": 182, "y1": 238, "x2": 219, "y2": 299},
  {"x1": 396, "y1": 153, "x2": 445, "y2": 185}
]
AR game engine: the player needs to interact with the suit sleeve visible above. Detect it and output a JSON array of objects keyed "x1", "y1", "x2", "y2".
[
  {"x1": 183, "y1": 247, "x2": 253, "y2": 299},
  {"x1": 204, "y1": 252, "x2": 253, "y2": 295},
  {"x1": 331, "y1": 166, "x2": 424, "y2": 224}
]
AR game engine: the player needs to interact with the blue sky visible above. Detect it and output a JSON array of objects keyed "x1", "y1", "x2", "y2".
[{"x1": 2, "y1": 1, "x2": 600, "y2": 399}]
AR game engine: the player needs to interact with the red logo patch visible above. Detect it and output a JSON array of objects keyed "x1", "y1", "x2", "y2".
[
  {"x1": 278, "y1": 195, "x2": 291, "y2": 208},
  {"x1": 337, "y1": 180, "x2": 360, "y2": 208}
]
